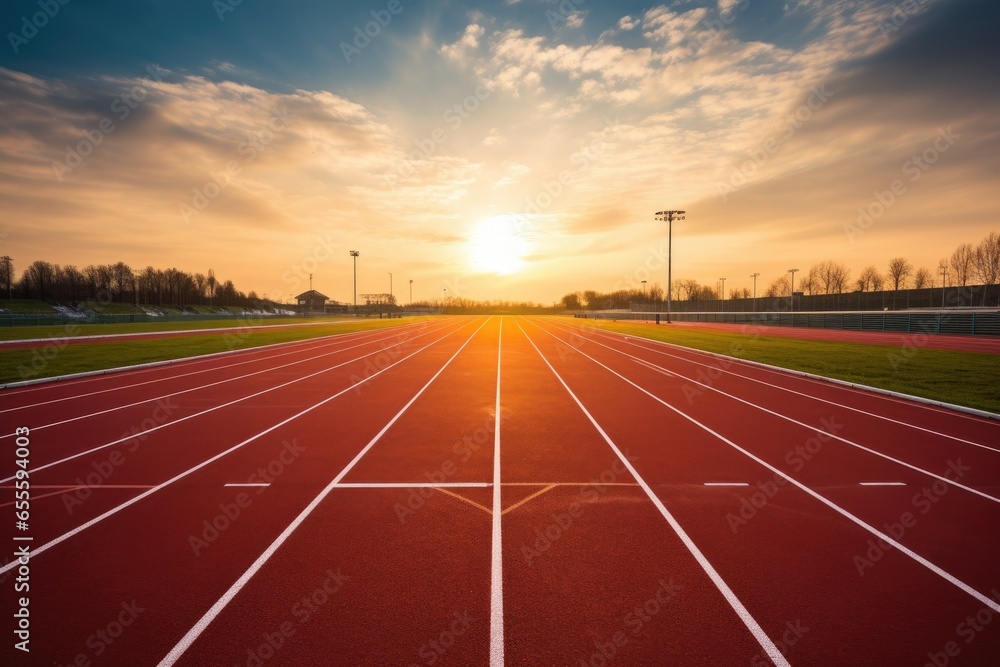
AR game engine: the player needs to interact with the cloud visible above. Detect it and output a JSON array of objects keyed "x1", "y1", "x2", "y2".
[
  {"x1": 441, "y1": 24, "x2": 486, "y2": 61},
  {"x1": 0, "y1": 66, "x2": 483, "y2": 296}
]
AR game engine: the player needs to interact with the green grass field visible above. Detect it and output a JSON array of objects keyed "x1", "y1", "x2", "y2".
[
  {"x1": 0, "y1": 316, "x2": 427, "y2": 385},
  {"x1": 558, "y1": 317, "x2": 1000, "y2": 414}
]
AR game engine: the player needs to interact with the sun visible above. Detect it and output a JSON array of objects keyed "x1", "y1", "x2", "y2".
[{"x1": 468, "y1": 217, "x2": 530, "y2": 275}]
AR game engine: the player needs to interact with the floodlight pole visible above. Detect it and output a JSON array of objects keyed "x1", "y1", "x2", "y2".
[
  {"x1": 349, "y1": 251, "x2": 359, "y2": 309},
  {"x1": 788, "y1": 268, "x2": 800, "y2": 313},
  {"x1": 719, "y1": 277, "x2": 726, "y2": 312},
  {"x1": 750, "y1": 272, "x2": 760, "y2": 312},
  {"x1": 655, "y1": 210, "x2": 685, "y2": 323}
]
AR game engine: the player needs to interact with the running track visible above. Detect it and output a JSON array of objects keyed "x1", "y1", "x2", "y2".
[{"x1": 1, "y1": 315, "x2": 998, "y2": 665}]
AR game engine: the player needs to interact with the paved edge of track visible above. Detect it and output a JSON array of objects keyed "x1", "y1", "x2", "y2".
[{"x1": 561, "y1": 318, "x2": 1000, "y2": 421}]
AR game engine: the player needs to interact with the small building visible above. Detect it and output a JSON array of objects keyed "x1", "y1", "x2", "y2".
[{"x1": 295, "y1": 290, "x2": 329, "y2": 312}]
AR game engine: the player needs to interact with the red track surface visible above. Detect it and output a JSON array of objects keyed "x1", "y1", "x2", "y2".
[
  {"x1": 625, "y1": 319, "x2": 1000, "y2": 354},
  {"x1": 2, "y1": 315, "x2": 998, "y2": 665}
]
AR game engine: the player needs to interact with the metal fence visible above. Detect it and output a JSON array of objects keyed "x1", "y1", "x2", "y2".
[{"x1": 573, "y1": 310, "x2": 1000, "y2": 337}]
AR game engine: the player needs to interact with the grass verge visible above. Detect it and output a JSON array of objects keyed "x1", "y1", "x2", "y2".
[
  {"x1": 558, "y1": 317, "x2": 1000, "y2": 414},
  {"x1": 0, "y1": 316, "x2": 357, "y2": 341},
  {"x1": 1, "y1": 317, "x2": 428, "y2": 385}
]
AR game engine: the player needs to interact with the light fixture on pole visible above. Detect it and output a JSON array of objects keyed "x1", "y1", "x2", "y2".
[
  {"x1": 641, "y1": 280, "x2": 647, "y2": 302},
  {"x1": 349, "y1": 251, "x2": 359, "y2": 308},
  {"x1": 654, "y1": 210, "x2": 685, "y2": 323},
  {"x1": 939, "y1": 261, "x2": 948, "y2": 309},
  {"x1": 750, "y1": 272, "x2": 760, "y2": 312},
  {"x1": 719, "y1": 277, "x2": 726, "y2": 312},
  {"x1": 388, "y1": 272, "x2": 393, "y2": 308},
  {"x1": 788, "y1": 268, "x2": 800, "y2": 313},
  {"x1": 409, "y1": 279, "x2": 413, "y2": 305}
]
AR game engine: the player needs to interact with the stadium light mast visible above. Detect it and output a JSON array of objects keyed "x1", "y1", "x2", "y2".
[
  {"x1": 719, "y1": 277, "x2": 726, "y2": 312},
  {"x1": 409, "y1": 279, "x2": 413, "y2": 305},
  {"x1": 788, "y1": 268, "x2": 800, "y2": 313},
  {"x1": 654, "y1": 210, "x2": 685, "y2": 323},
  {"x1": 750, "y1": 272, "x2": 760, "y2": 312},
  {"x1": 349, "y1": 250, "x2": 360, "y2": 308}
]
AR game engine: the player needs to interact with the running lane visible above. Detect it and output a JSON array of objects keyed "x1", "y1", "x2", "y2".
[{"x1": 519, "y1": 316, "x2": 1000, "y2": 666}]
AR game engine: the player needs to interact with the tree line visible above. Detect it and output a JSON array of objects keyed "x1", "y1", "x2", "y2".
[
  {"x1": 561, "y1": 231, "x2": 1000, "y2": 309},
  {"x1": 0, "y1": 258, "x2": 262, "y2": 308}
]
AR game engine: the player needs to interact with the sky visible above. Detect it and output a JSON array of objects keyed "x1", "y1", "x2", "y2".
[{"x1": 1, "y1": 0, "x2": 997, "y2": 305}]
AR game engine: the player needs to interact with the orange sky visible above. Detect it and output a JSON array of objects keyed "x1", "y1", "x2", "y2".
[{"x1": 1, "y1": 0, "x2": 997, "y2": 304}]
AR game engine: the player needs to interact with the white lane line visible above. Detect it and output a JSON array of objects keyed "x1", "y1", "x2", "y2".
[
  {"x1": 0, "y1": 318, "x2": 480, "y2": 576},
  {"x1": 859, "y1": 482, "x2": 906, "y2": 486},
  {"x1": 0, "y1": 321, "x2": 453, "y2": 439},
  {"x1": 556, "y1": 322, "x2": 1000, "y2": 453},
  {"x1": 704, "y1": 482, "x2": 750, "y2": 487},
  {"x1": 224, "y1": 483, "x2": 270, "y2": 488},
  {"x1": 514, "y1": 318, "x2": 790, "y2": 667},
  {"x1": 563, "y1": 327, "x2": 1000, "y2": 506},
  {"x1": 490, "y1": 316, "x2": 505, "y2": 667},
  {"x1": 334, "y1": 482, "x2": 490, "y2": 488},
  {"x1": 527, "y1": 318, "x2": 1000, "y2": 615},
  {"x1": 0, "y1": 317, "x2": 441, "y2": 393},
  {"x1": 157, "y1": 317, "x2": 492, "y2": 666},
  {"x1": 0, "y1": 320, "x2": 455, "y2": 484},
  {"x1": 0, "y1": 318, "x2": 361, "y2": 346},
  {"x1": 557, "y1": 319, "x2": 999, "y2": 424},
  {"x1": 0, "y1": 323, "x2": 426, "y2": 413},
  {"x1": 634, "y1": 355, "x2": 999, "y2": 505}
]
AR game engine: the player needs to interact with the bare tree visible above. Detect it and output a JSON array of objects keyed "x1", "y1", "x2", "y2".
[
  {"x1": 63, "y1": 265, "x2": 85, "y2": 301},
  {"x1": 855, "y1": 265, "x2": 881, "y2": 292},
  {"x1": 207, "y1": 268, "x2": 217, "y2": 306},
  {"x1": 950, "y1": 243, "x2": 974, "y2": 287},
  {"x1": 913, "y1": 267, "x2": 932, "y2": 289},
  {"x1": 937, "y1": 258, "x2": 950, "y2": 287},
  {"x1": 193, "y1": 273, "x2": 206, "y2": 304},
  {"x1": 764, "y1": 275, "x2": 790, "y2": 298},
  {"x1": 973, "y1": 231, "x2": 1000, "y2": 305},
  {"x1": 0, "y1": 256, "x2": 13, "y2": 298},
  {"x1": 111, "y1": 262, "x2": 133, "y2": 302},
  {"x1": 23, "y1": 261, "x2": 56, "y2": 300},
  {"x1": 887, "y1": 257, "x2": 912, "y2": 291}
]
